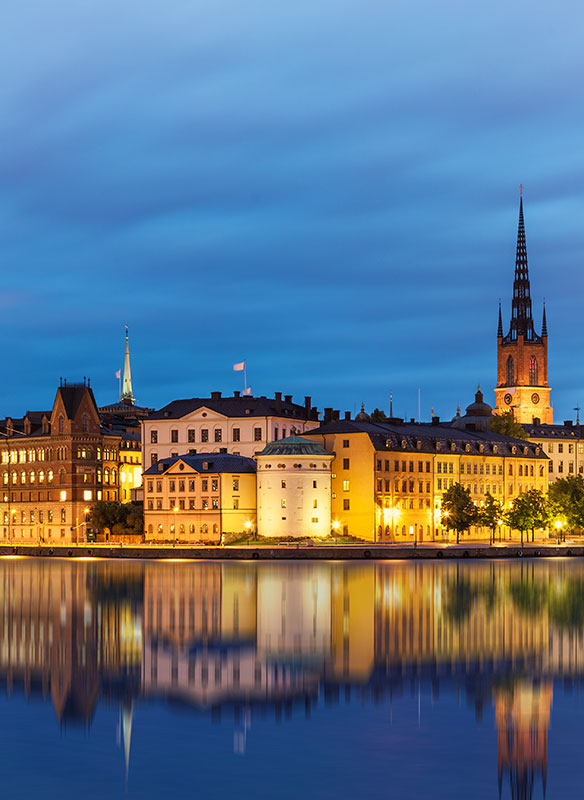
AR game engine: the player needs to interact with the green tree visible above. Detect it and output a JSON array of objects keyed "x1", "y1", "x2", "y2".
[
  {"x1": 478, "y1": 492, "x2": 503, "y2": 545},
  {"x1": 488, "y1": 411, "x2": 528, "y2": 440},
  {"x1": 547, "y1": 476, "x2": 584, "y2": 532},
  {"x1": 370, "y1": 408, "x2": 388, "y2": 422},
  {"x1": 88, "y1": 501, "x2": 143, "y2": 539},
  {"x1": 505, "y1": 489, "x2": 547, "y2": 545},
  {"x1": 441, "y1": 483, "x2": 478, "y2": 544}
]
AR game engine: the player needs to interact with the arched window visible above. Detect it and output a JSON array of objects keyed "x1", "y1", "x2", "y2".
[
  {"x1": 385, "y1": 525, "x2": 390, "y2": 537},
  {"x1": 506, "y1": 355, "x2": 514, "y2": 385},
  {"x1": 213, "y1": 524, "x2": 218, "y2": 534},
  {"x1": 58, "y1": 415, "x2": 64, "y2": 434},
  {"x1": 179, "y1": 524, "x2": 185, "y2": 534},
  {"x1": 59, "y1": 469, "x2": 66, "y2": 485},
  {"x1": 148, "y1": 524, "x2": 153, "y2": 534},
  {"x1": 529, "y1": 355, "x2": 538, "y2": 385},
  {"x1": 81, "y1": 414, "x2": 88, "y2": 433}
]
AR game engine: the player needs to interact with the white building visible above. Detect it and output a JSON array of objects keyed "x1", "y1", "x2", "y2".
[
  {"x1": 255, "y1": 436, "x2": 333, "y2": 539},
  {"x1": 142, "y1": 391, "x2": 319, "y2": 468},
  {"x1": 524, "y1": 420, "x2": 584, "y2": 483}
]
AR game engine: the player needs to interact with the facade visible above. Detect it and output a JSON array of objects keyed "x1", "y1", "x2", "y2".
[
  {"x1": 524, "y1": 420, "x2": 584, "y2": 484},
  {"x1": 302, "y1": 408, "x2": 548, "y2": 542},
  {"x1": 143, "y1": 453, "x2": 256, "y2": 543},
  {"x1": 495, "y1": 192, "x2": 552, "y2": 424},
  {"x1": 255, "y1": 436, "x2": 334, "y2": 538},
  {"x1": 142, "y1": 392, "x2": 320, "y2": 466},
  {"x1": 0, "y1": 382, "x2": 122, "y2": 543}
]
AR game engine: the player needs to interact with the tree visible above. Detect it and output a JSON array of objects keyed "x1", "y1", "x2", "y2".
[
  {"x1": 547, "y1": 476, "x2": 584, "y2": 532},
  {"x1": 88, "y1": 501, "x2": 143, "y2": 539},
  {"x1": 370, "y1": 408, "x2": 388, "y2": 422},
  {"x1": 441, "y1": 483, "x2": 478, "y2": 544},
  {"x1": 489, "y1": 411, "x2": 528, "y2": 440},
  {"x1": 478, "y1": 492, "x2": 503, "y2": 545},
  {"x1": 505, "y1": 489, "x2": 548, "y2": 545}
]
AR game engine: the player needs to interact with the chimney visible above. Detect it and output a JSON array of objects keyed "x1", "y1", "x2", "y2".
[
  {"x1": 532, "y1": 417, "x2": 540, "y2": 425},
  {"x1": 333, "y1": 410, "x2": 340, "y2": 421},
  {"x1": 211, "y1": 391, "x2": 221, "y2": 400},
  {"x1": 304, "y1": 396, "x2": 311, "y2": 415},
  {"x1": 233, "y1": 391, "x2": 240, "y2": 398},
  {"x1": 275, "y1": 391, "x2": 282, "y2": 413},
  {"x1": 564, "y1": 420, "x2": 573, "y2": 427},
  {"x1": 324, "y1": 407, "x2": 333, "y2": 423},
  {"x1": 344, "y1": 411, "x2": 351, "y2": 420},
  {"x1": 431, "y1": 416, "x2": 440, "y2": 426},
  {"x1": 284, "y1": 394, "x2": 292, "y2": 403}
]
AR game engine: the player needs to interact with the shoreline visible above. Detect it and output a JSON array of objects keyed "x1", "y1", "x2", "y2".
[{"x1": 0, "y1": 542, "x2": 583, "y2": 560}]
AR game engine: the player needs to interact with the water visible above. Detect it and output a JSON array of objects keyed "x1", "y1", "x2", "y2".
[{"x1": 1, "y1": 557, "x2": 584, "y2": 799}]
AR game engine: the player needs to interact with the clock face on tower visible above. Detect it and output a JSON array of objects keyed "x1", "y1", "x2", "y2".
[
  {"x1": 504, "y1": 393, "x2": 513, "y2": 405},
  {"x1": 531, "y1": 393, "x2": 540, "y2": 404}
]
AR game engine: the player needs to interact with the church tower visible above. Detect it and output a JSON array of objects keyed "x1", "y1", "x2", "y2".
[
  {"x1": 121, "y1": 325, "x2": 135, "y2": 406},
  {"x1": 494, "y1": 190, "x2": 552, "y2": 424}
]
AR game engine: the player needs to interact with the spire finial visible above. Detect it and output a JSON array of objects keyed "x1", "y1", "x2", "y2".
[
  {"x1": 121, "y1": 325, "x2": 135, "y2": 406},
  {"x1": 520, "y1": 183, "x2": 523, "y2": 198}
]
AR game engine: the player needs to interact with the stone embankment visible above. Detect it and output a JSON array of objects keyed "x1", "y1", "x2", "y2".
[{"x1": 0, "y1": 543, "x2": 582, "y2": 560}]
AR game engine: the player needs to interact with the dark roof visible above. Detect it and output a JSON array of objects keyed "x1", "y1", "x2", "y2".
[
  {"x1": 524, "y1": 422, "x2": 584, "y2": 440},
  {"x1": 300, "y1": 419, "x2": 548, "y2": 459},
  {"x1": 257, "y1": 435, "x2": 331, "y2": 457},
  {"x1": 148, "y1": 393, "x2": 316, "y2": 421},
  {"x1": 144, "y1": 453, "x2": 257, "y2": 476},
  {"x1": 57, "y1": 385, "x2": 98, "y2": 420}
]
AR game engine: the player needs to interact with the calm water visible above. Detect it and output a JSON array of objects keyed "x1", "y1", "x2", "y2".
[{"x1": 1, "y1": 558, "x2": 584, "y2": 799}]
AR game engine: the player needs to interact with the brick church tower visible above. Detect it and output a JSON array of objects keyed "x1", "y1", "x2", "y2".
[{"x1": 494, "y1": 190, "x2": 552, "y2": 424}]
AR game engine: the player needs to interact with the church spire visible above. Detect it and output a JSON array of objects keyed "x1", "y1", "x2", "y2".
[
  {"x1": 542, "y1": 301, "x2": 548, "y2": 336},
  {"x1": 504, "y1": 187, "x2": 541, "y2": 343},
  {"x1": 497, "y1": 301, "x2": 503, "y2": 338},
  {"x1": 121, "y1": 325, "x2": 134, "y2": 405}
]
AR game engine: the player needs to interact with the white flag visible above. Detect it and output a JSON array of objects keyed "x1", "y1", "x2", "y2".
[
  {"x1": 243, "y1": 387, "x2": 252, "y2": 396},
  {"x1": 233, "y1": 361, "x2": 245, "y2": 371}
]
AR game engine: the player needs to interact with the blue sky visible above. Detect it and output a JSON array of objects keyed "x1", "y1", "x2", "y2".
[{"x1": 1, "y1": 0, "x2": 583, "y2": 421}]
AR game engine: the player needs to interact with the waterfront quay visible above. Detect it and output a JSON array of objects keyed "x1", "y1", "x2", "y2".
[{"x1": 1, "y1": 541, "x2": 583, "y2": 560}]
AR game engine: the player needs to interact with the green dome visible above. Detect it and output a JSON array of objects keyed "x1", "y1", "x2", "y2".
[{"x1": 257, "y1": 435, "x2": 330, "y2": 457}]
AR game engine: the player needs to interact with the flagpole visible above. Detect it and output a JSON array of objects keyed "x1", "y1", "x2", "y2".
[
  {"x1": 244, "y1": 364, "x2": 247, "y2": 394},
  {"x1": 119, "y1": 373, "x2": 121, "y2": 401}
]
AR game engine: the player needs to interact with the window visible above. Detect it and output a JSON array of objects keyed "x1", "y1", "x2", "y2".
[
  {"x1": 179, "y1": 480, "x2": 185, "y2": 492},
  {"x1": 151, "y1": 430, "x2": 158, "y2": 444},
  {"x1": 147, "y1": 481, "x2": 153, "y2": 493},
  {"x1": 151, "y1": 453, "x2": 158, "y2": 466},
  {"x1": 254, "y1": 428, "x2": 262, "y2": 441},
  {"x1": 233, "y1": 478, "x2": 239, "y2": 491},
  {"x1": 377, "y1": 479, "x2": 382, "y2": 491},
  {"x1": 214, "y1": 429, "x2": 222, "y2": 442},
  {"x1": 343, "y1": 439, "x2": 349, "y2": 448},
  {"x1": 394, "y1": 460, "x2": 400, "y2": 471},
  {"x1": 376, "y1": 459, "x2": 382, "y2": 471},
  {"x1": 81, "y1": 414, "x2": 89, "y2": 433},
  {"x1": 169, "y1": 480, "x2": 175, "y2": 492},
  {"x1": 60, "y1": 508, "x2": 66, "y2": 523},
  {"x1": 233, "y1": 428, "x2": 240, "y2": 442},
  {"x1": 343, "y1": 480, "x2": 350, "y2": 491},
  {"x1": 58, "y1": 415, "x2": 64, "y2": 434},
  {"x1": 212, "y1": 498, "x2": 219, "y2": 509},
  {"x1": 83, "y1": 490, "x2": 92, "y2": 501},
  {"x1": 311, "y1": 518, "x2": 319, "y2": 523},
  {"x1": 201, "y1": 429, "x2": 209, "y2": 442},
  {"x1": 202, "y1": 479, "x2": 208, "y2": 491},
  {"x1": 233, "y1": 498, "x2": 239, "y2": 509},
  {"x1": 179, "y1": 499, "x2": 185, "y2": 509},
  {"x1": 281, "y1": 480, "x2": 286, "y2": 488},
  {"x1": 281, "y1": 499, "x2": 287, "y2": 508},
  {"x1": 343, "y1": 458, "x2": 350, "y2": 469},
  {"x1": 558, "y1": 461, "x2": 564, "y2": 474},
  {"x1": 313, "y1": 480, "x2": 317, "y2": 488},
  {"x1": 343, "y1": 499, "x2": 350, "y2": 510},
  {"x1": 409, "y1": 461, "x2": 414, "y2": 472},
  {"x1": 558, "y1": 443, "x2": 564, "y2": 454},
  {"x1": 202, "y1": 499, "x2": 209, "y2": 510},
  {"x1": 189, "y1": 499, "x2": 195, "y2": 509},
  {"x1": 188, "y1": 429, "x2": 195, "y2": 443},
  {"x1": 418, "y1": 462, "x2": 423, "y2": 472},
  {"x1": 171, "y1": 429, "x2": 178, "y2": 443},
  {"x1": 548, "y1": 461, "x2": 553, "y2": 473},
  {"x1": 529, "y1": 355, "x2": 538, "y2": 385},
  {"x1": 156, "y1": 480, "x2": 162, "y2": 492},
  {"x1": 189, "y1": 479, "x2": 195, "y2": 491},
  {"x1": 506, "y1": 355, "x2": 514, "y2": 385},
  {"x1": 211, "y1": 479, "x2": 218, "y2": 492}
]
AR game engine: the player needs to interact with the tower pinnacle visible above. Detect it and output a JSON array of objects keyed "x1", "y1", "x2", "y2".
[{"x1": 121, "y1": 325, "x2": 134, "y2": 405}]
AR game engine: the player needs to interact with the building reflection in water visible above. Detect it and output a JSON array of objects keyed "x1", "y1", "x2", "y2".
[{"x1": 2, "y1": 558, "x2": 584, "y2": 794}]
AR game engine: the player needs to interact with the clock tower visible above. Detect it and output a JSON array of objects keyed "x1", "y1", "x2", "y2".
[{"x1": 494, "y1": 190, "x2": 552, "y2": 424}]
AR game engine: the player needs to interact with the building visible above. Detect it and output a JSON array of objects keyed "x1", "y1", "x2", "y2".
[
  {"x1": 0, "y1": 381, "x2": 122, "y2": 543},
  {"x1": 143, "y1": 453, "x2": 256, "y2": 543},
  {"x1": 255, "y1": 436, "x2": 334, "y2": 538},
  {"x1": 524, "y1": 419, "x2": 584, "y2": 483},
  {"x1": 301, "y1": 400, "x2": 548, "y2": 542},
  {"x1": 142, "y1": 392, "x2": 320, "y2": 466},
  {"x1": 495, "y1": 191, "x2": 552, "y2": 424}
]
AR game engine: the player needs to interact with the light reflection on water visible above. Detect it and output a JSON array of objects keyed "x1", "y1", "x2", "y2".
[{"x1": 1, "y1": 558, "x2": 584, "y2": 798}]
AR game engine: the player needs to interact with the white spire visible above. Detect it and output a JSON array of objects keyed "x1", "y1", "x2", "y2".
[{"x1": 121, "y1": 325, "x2": 134, "y2": 405}]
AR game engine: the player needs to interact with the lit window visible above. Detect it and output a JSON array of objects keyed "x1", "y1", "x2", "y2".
[
  {"x1": 343, "y1": 480, "x2": 350, "y2": 491},
  {"x1": 281, "y1": 499, "x2": 287, "y2": 508},
  {"x1": 83, "y1": 490, "x2": 92, "y2": 501},
  {"x1": 214, "y1": 429, "x2": 222, "y2": 442},
  {"x1": 60, "y1": 490, "x2": 67, "y2": 501},
  {"x1": 233, "y1": 428, "x2": 241, "y2": 442},
  {"x1": 254, "y1": 428, "x2": 262, "y2": 441}
]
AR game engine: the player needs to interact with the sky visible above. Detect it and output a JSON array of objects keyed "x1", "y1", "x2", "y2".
[{"x1": 1, "y1": 0, "x2": 583, "y2": 422}]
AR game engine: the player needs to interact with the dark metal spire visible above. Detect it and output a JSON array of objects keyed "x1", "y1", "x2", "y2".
[
  {"x1": 503, "y1": 188, "x2": 542, "y2": 344},
  {"x1": 542, "y1": 301, "x2": 548, "y2": 336},
  {"x1": 497, "y1": 301, "x2": 503, "y2": 338}
]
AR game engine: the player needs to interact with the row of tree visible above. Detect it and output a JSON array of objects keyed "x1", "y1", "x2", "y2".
[{"x1": 441, "y1": 475, "x2": 584, "y2": 545}]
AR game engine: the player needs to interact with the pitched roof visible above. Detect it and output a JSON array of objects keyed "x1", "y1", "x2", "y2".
[
  {"x1": 56, "y1": 385, "x2": 98, "y2": 420},
  {"x1": 144, "y1": 453, "x2": 257, "y2": 476},
  {"x1": 147, "y1": 393, "x2": 315, "y2": 422},
  {"x1": 301, "y1": 419, "x2": 547, "y2": 459}
]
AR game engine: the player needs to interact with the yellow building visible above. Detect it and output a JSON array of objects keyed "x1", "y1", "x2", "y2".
[
  {"x1": 302, "y1": 401, "x2": 548, "y2": 542},
  {"x1": 119, "y1": 437, "x2": 143, "y2": 503},
  {"x1": 143, "y1": 453, "x2": 256, "y2": 543}
]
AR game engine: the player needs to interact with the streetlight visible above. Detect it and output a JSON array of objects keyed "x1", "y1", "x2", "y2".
[{"x1": 554, "y1": 519, "x2": 565, "y2": 543}]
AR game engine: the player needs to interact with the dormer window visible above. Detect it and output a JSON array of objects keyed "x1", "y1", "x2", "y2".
[
  {"x1": 479, "y1": 444, "x2": 484, "y2": 453},
  {"x1": 450, "y1": 443, "x2": 456, "y2": 452},
  {"x1": 492, "y1": 445, "x2": 498, "y2": 454},
  {"x1": 401, "y1": 439, "x2": 407, "y2": 449}
]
